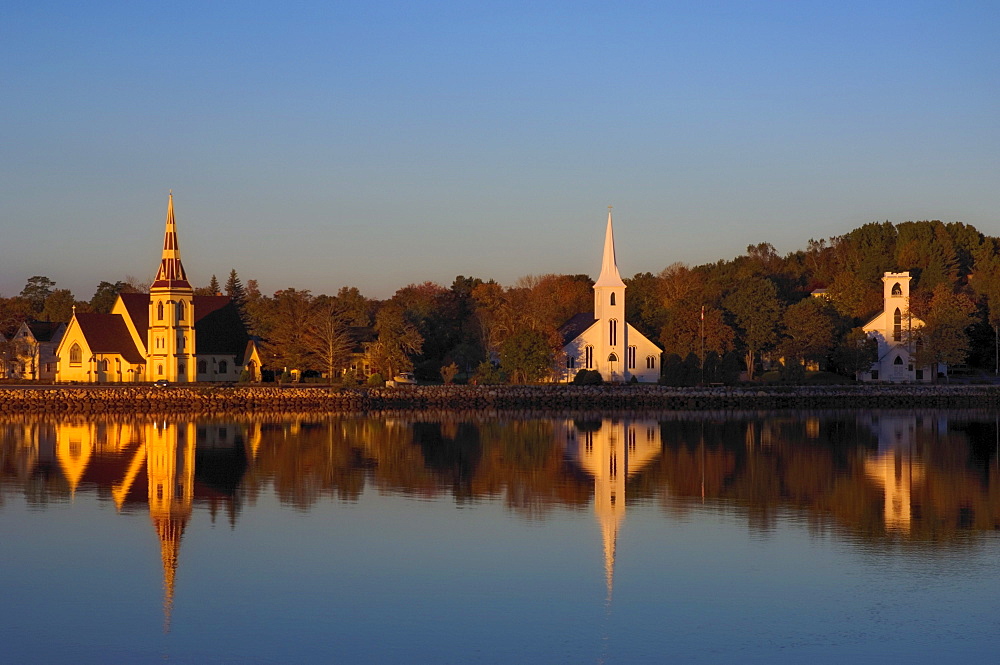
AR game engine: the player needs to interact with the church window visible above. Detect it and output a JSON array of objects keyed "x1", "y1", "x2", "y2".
[
  {"x1": 99, "y1": 359, "x2": 109, "y2": 371},
  {"x1": 178, "y1": 363, "x2": 186, "y2": 375},
  {"x1": 608, "y1": 353, "x2": 618, "y2": 363},
  {"x1": 610, "y1": 293, "x2": 616, "y2": 306},
  {"x1": 566, "y1": 356, "x2": 575, "y2": 369},
  {"x1": 892, "y1": 282, "x2": 902, "y2": 297},
  {"x1": 585, "y1": 346, "x2": 593, "y2": 369},
  {"x1": 893, "y1": 356, "x2": 903, "y2": 365},
  {"x1": 157, "y1": 302, "x2": 164, "y2": 321},
  {"x1": 177, "y1": 300, "x2": 186, "y2": 322},
  {"x1": 178, "y1": 335, "x2": 185, "y2": 351},
  {"x1": 628, "y1": 346, "x2": 636, "y2": 369},
  {"x1": 872, "y1": 370, "x2": 879, "y2": 380},
  {"x1": 198, "y1": 360, "x2": 207, "y2": 374},
  {"x1": 609, "y1": 319, "x2": 618, "y2": 346},
  {"x1": 69, "y1": 343, "x2": 82, "y2": 366},
  {"x1": 893, "y1": 308, "x2": 902, "y2": 342},
  {"x1": 219, "y1": 360, "x2": 228, "y2": 374},
  {"x1": 646, "y1": 355, "x2": 656, "y2": 369},
  {"x1": 157, "y1": 364, "x2": 164, "y2": 376}
]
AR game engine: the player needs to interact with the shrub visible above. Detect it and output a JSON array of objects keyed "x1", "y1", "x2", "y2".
[
  {"x1": 367, "y1": 373, "x2": 385, "y2": 387},
  {"x1": 573, "y1": 369, "x2": 603, "y2": 385}
]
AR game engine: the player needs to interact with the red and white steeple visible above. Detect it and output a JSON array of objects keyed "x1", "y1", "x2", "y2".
[{"x1": 151, "y1": 192, "x2": 191, "y2": 290}]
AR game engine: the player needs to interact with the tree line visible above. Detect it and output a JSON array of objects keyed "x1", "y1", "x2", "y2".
[{"x1": 2, "y1": 219, "x2": 998, "y2": 383}]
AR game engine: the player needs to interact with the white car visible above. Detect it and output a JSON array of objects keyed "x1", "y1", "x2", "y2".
[{"x1": 393, "y1": 372, "x2": 417, "y2": 385}]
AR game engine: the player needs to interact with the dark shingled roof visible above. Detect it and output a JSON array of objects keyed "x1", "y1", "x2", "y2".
[
  {"x1": 193, "y1": 297, "x2": 249, "y2": 355},
  {"x1": 118, "y1": 293, "x2": 150, "y2": 334},
  {"x1": 348, "y1": 326, "x2": 377, "y2": 354},
  {"x1": 75, "y1": 313, "x2": 145, "y2": 364},
  {"x1": 24, "y1": 320, "x2": 64, "y2": 342},
  {"x1": 559, "y1": 312, "x2": 596, "y2": 346},
  {"x1": 116, "y1": 294, "x2": 249, "y2": 356}
]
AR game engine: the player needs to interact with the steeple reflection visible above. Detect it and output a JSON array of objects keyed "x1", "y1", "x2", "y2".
[{"x1": 559, "y1": 418, "x2": 661, "y2": 601}]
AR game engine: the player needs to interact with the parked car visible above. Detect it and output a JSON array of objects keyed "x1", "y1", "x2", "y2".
[
  {"x1": 153, "y1": 379, "x2": 169, "y2": 388},
  {"x1": 393, "y1": 372, "x2": 417, "y2": 385}
]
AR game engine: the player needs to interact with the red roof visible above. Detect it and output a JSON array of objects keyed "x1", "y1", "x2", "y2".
[{"x1": 74, "y1": 313, "x2": 145, "y2": 364}]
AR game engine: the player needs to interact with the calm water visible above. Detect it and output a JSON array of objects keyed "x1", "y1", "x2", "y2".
[{"x1": 2, "y1": 409, "x2": 1000, "y2": 663}]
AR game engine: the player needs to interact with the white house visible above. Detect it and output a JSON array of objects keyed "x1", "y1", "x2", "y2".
[
  {"x1": 559, "y1": 209, "x2": 662, "y2": 382},
  {"x1": 860, "y1": 271, "x2": 937, "y2": 382}
]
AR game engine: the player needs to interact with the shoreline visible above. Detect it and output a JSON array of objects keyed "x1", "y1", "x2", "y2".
[{"x1": 2, "y1": 383, "x2": 999, "y2": 415}]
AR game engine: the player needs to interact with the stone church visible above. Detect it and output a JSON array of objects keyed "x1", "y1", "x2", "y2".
[
  {"x1": 559, "y1": 210, "x2": 661, "y2": 382},
  {"x1": 56, "y1": 194, "x2": 260, "y2": 383}
]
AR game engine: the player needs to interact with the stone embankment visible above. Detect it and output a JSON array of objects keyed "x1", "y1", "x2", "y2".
[{"x1": 1, "y1": 384, "x2": 999, "y2": 415}]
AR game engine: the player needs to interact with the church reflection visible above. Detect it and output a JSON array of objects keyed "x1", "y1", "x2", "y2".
[
  {"x1": 6, "y1": 418, "x2": 255, "y2": 631},
  {"x1": 4, "y1": 408, "x2": 1000, "y2": 623},
  {"x1": 558, "y1": 417, "x2": 661, "y2": 601}
]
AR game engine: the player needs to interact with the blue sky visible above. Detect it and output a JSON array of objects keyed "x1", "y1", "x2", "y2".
[{"x1": 2, "y1": 1, "x2": 997, "y2": 300}]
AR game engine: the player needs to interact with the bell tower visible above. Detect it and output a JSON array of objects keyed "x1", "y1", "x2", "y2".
[{"x1": 148, "y1": 193, "x2": 195, "y2": 382}]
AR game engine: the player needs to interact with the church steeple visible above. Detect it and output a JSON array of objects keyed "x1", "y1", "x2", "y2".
[
  {"x1": 594, "y1": 207, "x2": 626, "y2": 288},
  {"x1": 151, "y1": 192, "x2": 191, "y2": 290}
]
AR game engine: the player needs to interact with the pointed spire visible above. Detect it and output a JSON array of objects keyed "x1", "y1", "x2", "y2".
[
  {"x1": 594, "y1": 206, "x2": 626, "y2": 288},
  {"x1": 151, "y1": 192, "x2": 192, "y2": 290}
]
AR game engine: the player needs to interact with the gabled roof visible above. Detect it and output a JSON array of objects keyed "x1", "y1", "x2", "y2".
[
  {"x1": 194, "y1": 299, "x2": 249, "y2": 355},
  {"x1": 20, "y1": 320, "x2": 66, "y2": 343},
  {"x1": 559, "y1": 313, "x2": 597, "y2": 347},
  {"x1": 348, "y1": 326, "x2": 377, "y2": 354},
  {"x1": 74, "y1": 313, "x2": 145, "y2": 364},
  {"x1": 118, "y1": 293, "x2": 150, "y2": 334}
]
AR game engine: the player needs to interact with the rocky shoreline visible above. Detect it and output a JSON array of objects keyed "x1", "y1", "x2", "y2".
[{"x1": 1, "y1": 383, "x2": 999, "y2": 415}]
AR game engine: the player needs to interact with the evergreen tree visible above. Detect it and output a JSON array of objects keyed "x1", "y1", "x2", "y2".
[{"x1": 209, "y1": 274, "x2": 221, "y2": 294}]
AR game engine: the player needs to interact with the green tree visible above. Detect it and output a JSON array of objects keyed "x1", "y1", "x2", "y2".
[
  {"x1": 89, "y1": 281, "x2": 129, "y2": 314},
  {"x1": 499, "y1": 329, "x2": 554, "y2": 384},
  {"x1": 832, "y1": 327, "x2": 878, "y2": 380},
  {"x1": 41, "y1": 289, "x2": 77, "y2": 322},
  {"x1": 780, "y1": 297, "x2": 838, "y2": 369},
  {"x1": 209, "y1": 274, "x2": 221, "y2": 294},
  {"x1": 723, "y1": 277, "x2": 783, "y2": 381},
  {"x1": 371, "y1": 302, "x2": 424, "y2": 380},
  {"x1": 20, "y1": 276, "x2": 56, "y2": 313},
  {"x1": 913, "y1": 284, "x2": 976, "y2": 381}
]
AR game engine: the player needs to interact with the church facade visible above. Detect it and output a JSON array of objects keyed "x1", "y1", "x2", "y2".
[
  {"x1": 559, "y1": 210, "x2": 662, "y2": 382},
  {"x1": 56, "y1": 194, "x2": 258, "y2": 383},
  {"x1": 859, "y1": 271, "x2": 937, "y2": 383}
]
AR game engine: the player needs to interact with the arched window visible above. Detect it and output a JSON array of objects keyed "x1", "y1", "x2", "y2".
[
  {"x1": 646, "y1": 355, "x2": 656, "y2": 369},
  {"x1": 893, "y1": 308, "x2": 902, "y2": 342},
  {"x1": 177, "y1": 300, "x2": 186, "y2": 322},
  {"x1": 157, "y1": 301, "x2": 164, "y2": 321},
  {"x1": 69, "y1": 343, "x2": 82, "y2": 365},
  {"x1": 610, "y1": 293, "x2": 616, "y2": 306},
  {"x1": 609, "y1": 319, "x2": 618, "y2": 346},
  {"x1": 585, "y1": 346, "x2": 593, "y2": 369},
  {"x1": 219, "y1": 360, "x2": 228, "y2": 374},
  {"x1": 566, "y1": 356, "x2": 576, "y2": 369},
  {"x1": 893, "y1": 356, "x2": 904, "y2": 365},
  {"x1": 198, "y1": 360, "x2": 207, "y2": 374},
  {"x1": 892, "y1": 282, "x2": 902, "y2": 296},
  {"x1": 627, "y1": 346, "x2": 636, "y2": 369},
  {"x1": 608, "y1": 353, "x2": 618, "y2": 363},
  {"x1": 157, "y1": 364, "x2": 164, "y2": 376},
  {"x1": 99, "y1": 359, "x2": 109, "y2": 371}
]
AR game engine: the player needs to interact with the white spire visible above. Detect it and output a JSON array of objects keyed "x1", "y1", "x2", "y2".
[{"x1": 594, "y1": 207, "x2": 625, "y2": 288}]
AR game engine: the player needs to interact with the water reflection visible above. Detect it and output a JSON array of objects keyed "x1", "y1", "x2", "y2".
[{"x1": 4, "y1": 410, "x2": 1000, "y2": 625}]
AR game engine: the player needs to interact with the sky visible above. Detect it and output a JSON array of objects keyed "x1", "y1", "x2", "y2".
[{"x1": 2, "y1": 1, "x2": 998, "y2": 301}]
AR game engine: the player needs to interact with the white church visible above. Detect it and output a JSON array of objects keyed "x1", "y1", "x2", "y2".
[
  {"x1": 859, "y1": 271, "x2": 937, "y2": 382},
  {"x1": 559, "y1": 209, "x2": 662, "y2": 382}
]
